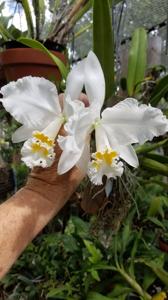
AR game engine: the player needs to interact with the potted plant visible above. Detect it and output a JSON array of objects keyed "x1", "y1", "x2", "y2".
[{"x1": 0, "y1": 0, "x2": 92, "y2": 84}]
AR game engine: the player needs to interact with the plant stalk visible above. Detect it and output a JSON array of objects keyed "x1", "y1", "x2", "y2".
[{"x1": 117, "y1": 267, "x2": 152, "y2": 300}]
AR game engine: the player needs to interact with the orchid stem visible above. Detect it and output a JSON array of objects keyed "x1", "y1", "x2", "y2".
[{"x1": 117, "y1": 267, "x2": 152, "y2": 300}]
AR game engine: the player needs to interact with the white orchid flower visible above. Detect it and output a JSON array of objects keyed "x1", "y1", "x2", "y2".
[
  {"x1": 88, "y1": 99, "x2": 168, "y2": 184},
  {"x1": 58, "y1": 52, "x2": 168, "y2": 185},
  {"x1": 57, "y1": 51, "x2": 105, "y2": 174},
  {"x1": 0, "y1": 75, "x2": 84, "y2": 168}
]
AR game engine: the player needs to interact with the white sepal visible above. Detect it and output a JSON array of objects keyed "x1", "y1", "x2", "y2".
[
  {"x1": 102, "y1": 98, "x2": 168, "y2": 146},
  {"x1": 12, "y1": 126, "x2": 34, "y2": 143},
  {"x1": 85, "y1": 51, "x2": 105, "y2": 108},
  {"x1": 117, "y1": 145, "x2": 139, "y2": 168},
  {"x1": 65, "y1": 60, "x2": 85, "y2": 100},
  {"x1": 0, "y1": 76, "x2": 61, "y2": 129}
]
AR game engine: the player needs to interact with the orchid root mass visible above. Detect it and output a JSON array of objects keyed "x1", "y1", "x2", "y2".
[{"x1": 1, "y1": 52, "x2": 168, "y2": 185}]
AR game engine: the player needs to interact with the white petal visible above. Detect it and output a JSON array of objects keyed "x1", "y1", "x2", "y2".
[
  {"x1": 57, "y1": 146, "x2": 83, "y2": 175},
  {"x1": 84, "y1": 51, "x2": 105, "y2": 108},
  {"x1": 43, "y1": 117, "x2": 63, "y2": 140},
  {"x1": 76, "y1": 142, "x2": 90, "y2": 174},
  {"x1": 57, "y1": 134, "x2": 80, "y2": 153},
  {"x1": 64, "y1": 108, "x2": 93, "y2": 146},
  {"x1": 102, "y1": 98, "x2": 168, "y2": 146},
  {"x1": 95, "y1": 126, "x2": 111, "y2": 151},
  {"x1": 117, "y1": 145, "x2": 139, "y2": 168},
  {"x1": 57, "y1": 111, "x2": 92, "y2": 174},
  {"x1": 57, "y1": 109, "x2": 93, "y2": 175},
  {"x1": 57, "y1": 133, "x2": 83, "y2": 174},
  {"x1": 12, "y1": 125, "x2": 33, "y2": 143},
  {"x1": 63, "y1": 94, "x2": 85, "y2": 118},
  {"x1": 0, "y1": 76, "x2": 61, "y2": 128},
  {"x1": 65, "y1": 60, "x2": 85, "y2": 100}
]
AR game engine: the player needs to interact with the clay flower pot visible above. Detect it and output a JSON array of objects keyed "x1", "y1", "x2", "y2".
[
  {"x1": 0, "y1": 45, "x2": 66, "y2": 83},
  {"x1": 0, "y1": 65, "x2": 7, "y2": 87}
]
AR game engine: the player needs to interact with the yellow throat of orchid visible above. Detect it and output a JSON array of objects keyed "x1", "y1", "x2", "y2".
[
  {"x1": 91, "y1": 148, "x2": 118, "y2": 170},
  {"x1": 31, "y1": 131, "x2": 55, "y2": 158},
  {"x1": 33, "y1": 132, "x2": 54, "y2": 147},
  {"x1": 31, "y1": 143, "x2": 49, "y2": 157}
]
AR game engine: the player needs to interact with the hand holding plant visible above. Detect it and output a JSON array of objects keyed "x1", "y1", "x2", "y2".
[
  {"x1": 25, "y1": 93, "x2": 86, "y2": 204},
  {"x1": 0, "y1": 52, "x2": 168, "y2": 187}
]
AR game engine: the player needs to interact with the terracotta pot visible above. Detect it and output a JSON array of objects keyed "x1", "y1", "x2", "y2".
[
  {"x1": 0, "y1": 65, "x2": 7, "y2": 87},
  {"x1": 0, "y1": 47, "x2": 66, "y2": 82}
]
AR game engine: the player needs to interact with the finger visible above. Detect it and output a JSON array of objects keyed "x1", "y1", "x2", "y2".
[
  {"x1": 79, "y1": 93, "x2": 89, "y2": 107},
  {"x1": 58, "y1": 93, "x2": 89, "y2": 108}
]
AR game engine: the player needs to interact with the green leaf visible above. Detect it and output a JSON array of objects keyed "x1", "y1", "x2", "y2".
[
  {"x1": 129, "y1": 229, "x2": 142, "y2": 277},
  {"x1": 135, "y1": 139, "x2": 168, "y2": 154},
  {"x1": 150, "y1": 74, "x2": 168, "y2": 106},
  {"x1": 0, "y1": 21, "x2": 13, "y2": 40},
  {"x1": 21, "y1": 0, "x2": 34, "y2": 38},
  {"x1": 47, "y1": 286, "x2": 67, "y2": 298},
  {"x1": 84, "y1": 240, "x2": 103, "y2": 264},
  {"x1": 142, "y1": 270, "x2": 156, "y2": 291},
  {"x1": 90, "y1": 269, "x2": 100, "y2": 281},
  {"x1": 127, "y1": 28, "x2": 147, "y2": 96},
  {"x1": 18, "y1": 37, "x2": 68, "y2": 79},
  {"x1": 144, "y1": 153, "x2": 168, "y2": 164},
  {"x1": 146, "y1": 217, "x2": 165, "y2": 229},
  {"x1": 147, "y1": 196, "x2": 167, "y2": 217},
  {"x1": 71, "y1": 216, "x2": 89, "y2": 238},
  {"x1": 140, "y1": 158, "x2": 168, "y2": 176},
  {"x1": 62, "y1": 235, "x2": 79, "y2": 252},
  {"x1": 8, "y1": 25, "x2": 23, "y2": 39},
  {"x1": 93, "y1": 0, "x2": 114, "y2": 99},
  {"x1": 136, "y1": 259, "x2": 168, "y2": 286},
  {"x1": 108, "y1": 284, "x2": 132, "y2": 299},
  {"x1": 87, "y1": 292, "x2": 113, "y2": 300},
  {"x1": 121, "y1": 223, "x2": 131, "y2": 254}
]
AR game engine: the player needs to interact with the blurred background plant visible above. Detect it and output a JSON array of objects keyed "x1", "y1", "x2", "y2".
[
  {"x1": 0, "y1": 0, "x2": 92, "y2": 46},
  {"x1": 0, "y1": 0, "x2": 168, "y2": 299}
]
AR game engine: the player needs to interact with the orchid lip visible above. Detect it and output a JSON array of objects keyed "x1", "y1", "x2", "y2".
[
  {"x1": 21, "y1": 130, "x2": 56, "y2": 169},
  {"x1": 88, "y1": 148, "x2": 124, "y2": 185}
]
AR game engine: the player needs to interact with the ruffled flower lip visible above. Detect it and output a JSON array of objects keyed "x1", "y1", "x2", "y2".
[
  {"x1": 88, "y1": 148, "x2": 124, "y2": 185},
  {"x1": 21, "y1": 131, "x2": 55, "y2": 169}
]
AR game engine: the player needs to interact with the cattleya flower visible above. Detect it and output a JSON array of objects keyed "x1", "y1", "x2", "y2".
[
  {"x1": 58, "y1": 52, "x2": 168, "y2": 184},
  {"x1": 0, "y1": 51, "x2": 168, "y2": 185},
  {"x1": 0, "y1": 74, "x2": 84, "y2": 168}
]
